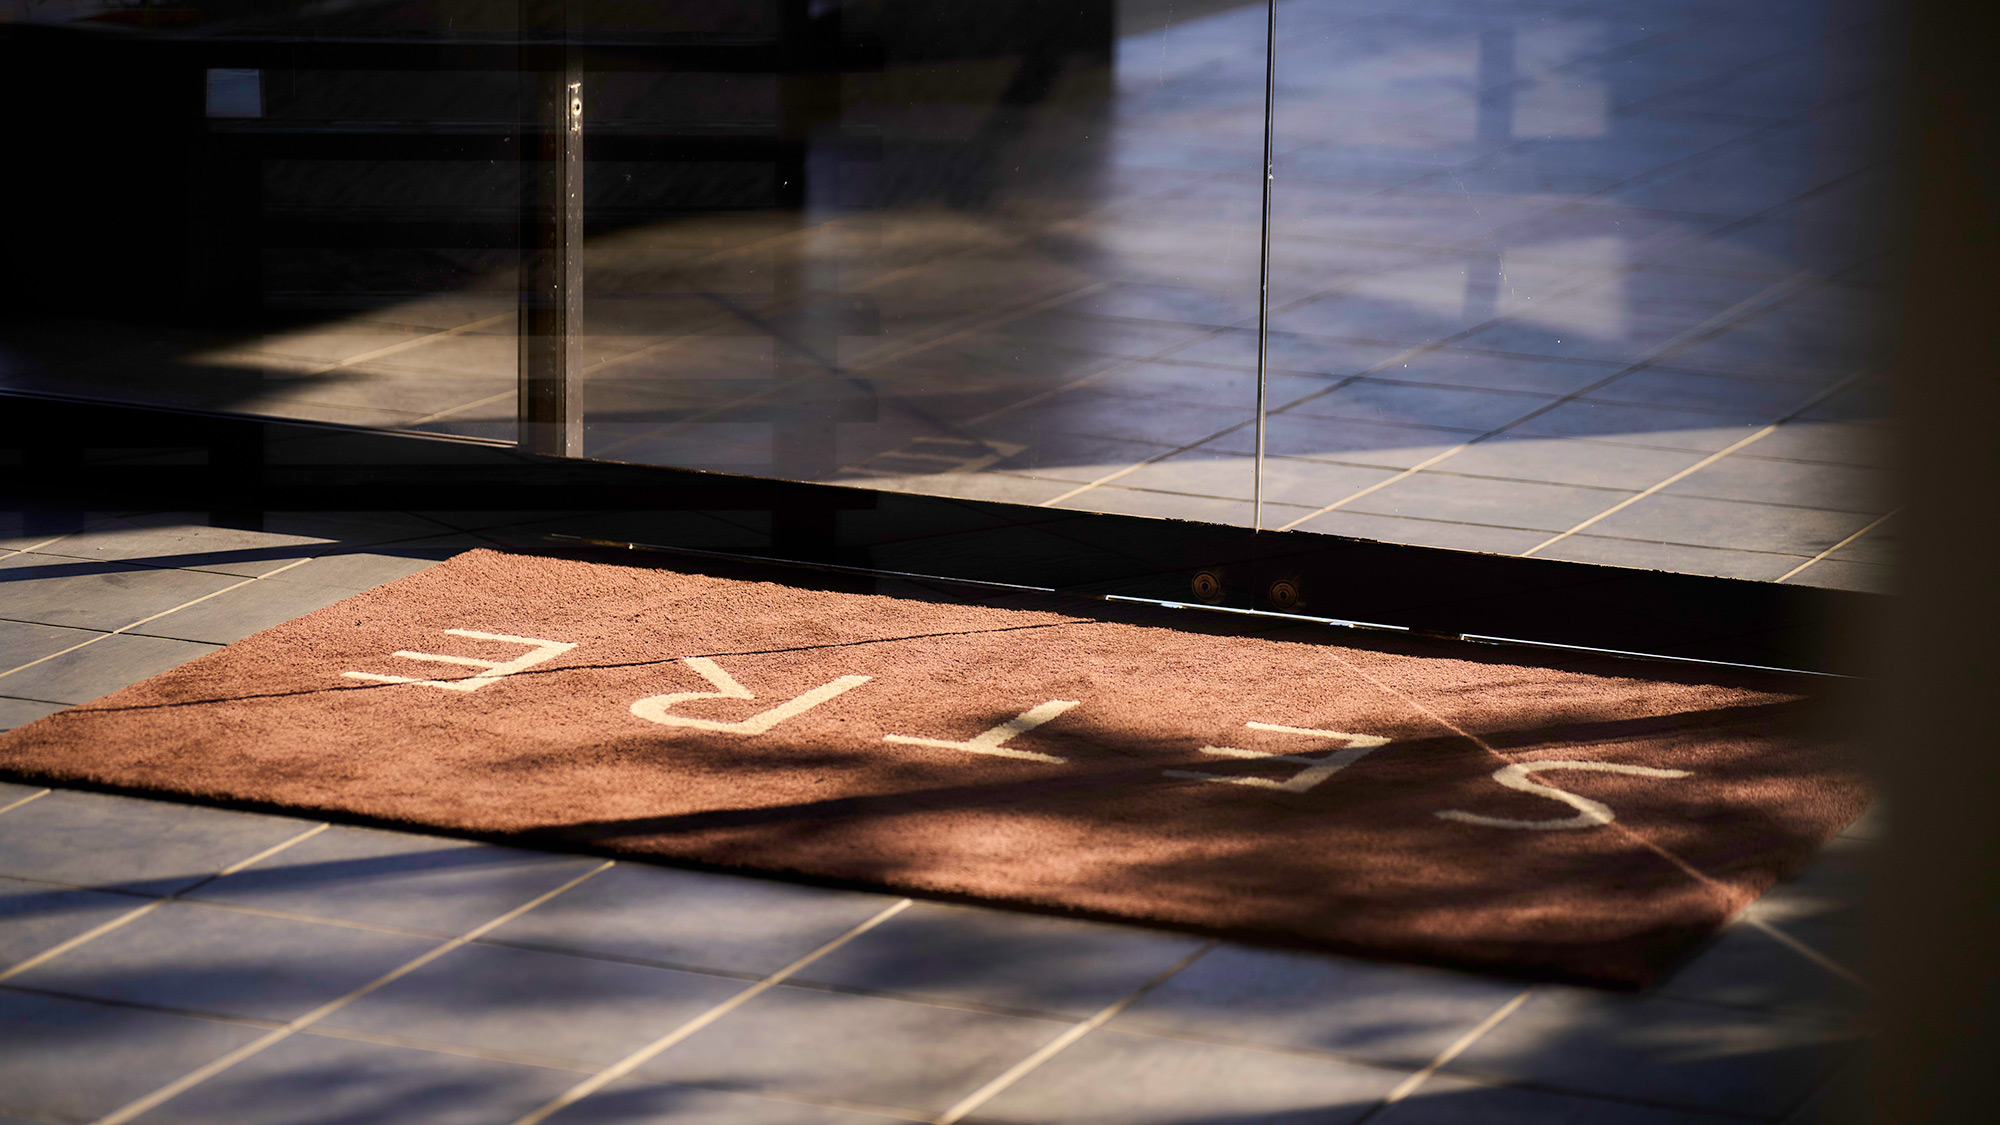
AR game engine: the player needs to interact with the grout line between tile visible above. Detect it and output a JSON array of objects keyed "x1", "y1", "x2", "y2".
[
  {"x1": 1776, "y1": 509, "x2": 1896, "y2": 583},
  {"x1": 931, "y1": 940, "x2": 1217, "y2": 1125},
  {"x1": 1742, "y1": 915, "x2": 1868, "y2": 990},
  {"x1": 653, "y1": 1080, "x2": 936, "y2": 1123},
  {"x1": 90, "y1": 859, "x2": 616, "y2": 1125},
  {"x1": 0, "y1": 532, "x2": 98, "y2": 566},
  {"x1": 0, "y1": 555, "x2": 317, "y2": 685},
  {"x1": 296, "y1": 1023, "x2": 601, "y2": 1075},
  {"x1": 300, "y1": 311, "x2": 515, "y2": 377},
  {"x1": 587, "y1": 272, "x2": 1123, "y2": 462},
  {"x1": 1518, "y1": 367, "x2": 1875, "y2": 556},
  {"x1": 0, "y1": 822, "x2": 329, "y2": 986},
  {"x1": 405, "y1": 389, "x2": 517, "y2": 428},
  {"x1": 1037, "y1": 413, "x2": 1275, "y2": 507},
  {"x1": 508, "y1": 897, "x2": 915, "y2": 1125},
  {"x1": 0, "y1": 788, "x2": 51, "y2": 816},
  {"x1": 1357, "y1": 988, "x2": 1534, "y2": 1121},
  {"x1": 1272, "y1": 270, "x2": 1823, "y2": 532}
]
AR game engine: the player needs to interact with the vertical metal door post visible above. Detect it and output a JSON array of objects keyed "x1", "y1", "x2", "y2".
[
  {"x1": 519, "y1": 0, "x2": 583, "y2": 456},
  {"x1": 1253, "y1": 0, "x2": 1277, "y2": 531}
]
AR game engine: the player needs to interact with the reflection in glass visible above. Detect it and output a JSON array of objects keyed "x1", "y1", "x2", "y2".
[
  {"x1": 1257, "y1": 0, "x2": 1898, "y2": 591},
  {"x1": 578, "y1": 0, "x2": 1269, "y2": 525},
  {"x1": 1, "y1": 1, "x2": 524, "y2": 441},
  {"x1": 0, "y1": 1, "x2": 1902, "y2": 591}
]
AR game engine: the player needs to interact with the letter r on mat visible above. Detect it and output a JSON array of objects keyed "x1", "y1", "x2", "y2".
[{"x1": 630, "y1": 657, "x2": 871, "y2": 735}]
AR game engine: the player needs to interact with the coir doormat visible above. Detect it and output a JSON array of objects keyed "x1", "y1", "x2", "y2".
[{"x1": 0, "y1": 549, "x2": 1867, "y2": 986}]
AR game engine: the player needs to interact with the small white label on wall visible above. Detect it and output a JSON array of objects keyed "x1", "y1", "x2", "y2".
[{"x1": 206, "y1": 69, "x2": 263, "y2": 119}]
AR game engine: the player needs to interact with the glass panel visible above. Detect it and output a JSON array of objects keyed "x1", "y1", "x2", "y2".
[
  {"x1": 576, "y1": 0, "x2": 1271, "y2": 526},
  {"x1": 1, "y1": 2, "x2": 522, "y2": 442},
  {"x1": 1260, "y1": 0, "x2": 1897, "y2": 590}
]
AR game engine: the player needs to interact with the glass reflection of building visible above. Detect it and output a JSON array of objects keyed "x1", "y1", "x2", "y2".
[{"x1": 2, "y1": 0, "x2": 1897, "y2": 592}]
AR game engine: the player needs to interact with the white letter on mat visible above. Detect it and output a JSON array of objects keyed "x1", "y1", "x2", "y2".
[
  {"x1": 1164, "y1": 721, "x2": 1389, "y2": 793},
  {"x1": 342, "y1": 629, "x2": 576, "y2": 693},
  {"x1": 1435, "y1": 759, "x2": 1692, "y2": 830},
  {"x1": 630, "y1": 657, "x2": 871, "y2": 735},
  {"x1": 883, "y1": 700, "x2": 1080, "y2": 763}
]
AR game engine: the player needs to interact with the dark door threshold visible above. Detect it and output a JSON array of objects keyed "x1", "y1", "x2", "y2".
[{"x1": 0, "y1": 392, "x2": 1879, "y2": 675}]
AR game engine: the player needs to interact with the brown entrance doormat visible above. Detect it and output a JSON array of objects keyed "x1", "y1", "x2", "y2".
[{"x1": 0, "y1": 548, "x2": 1866, "y2": 986}]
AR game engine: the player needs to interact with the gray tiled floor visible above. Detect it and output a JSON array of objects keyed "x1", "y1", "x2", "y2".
[
  {"x1": 0, "y1": 0, "x2": 1899, "y2": 592},
  {"x1": 0, "y1": 510, "x2": 1872, "y2": 1124}
]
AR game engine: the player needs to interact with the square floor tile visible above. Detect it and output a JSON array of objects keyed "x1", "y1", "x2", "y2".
[
  {"x1": 1257, "y1": 458, "x2": 1406, "y2": 509},
  {"x1": 1113, "y1": 944, "x2": 1526, "y2": 1070},
  {"x1": 974, "y1": 1027, "x2": 1403, "y2": 1125},
  {"x1": 1443, "y1": 988, "x2": 1858, "y2": 1117},
  {"x1": 1506, "y1": 401, "x2": 1766, "y2": 453},
  {"x1": 0, "y1": 697, "x2": 67, "y2": 732},
  {"x1": 0, "y1": 875, "x2": 142, "y2": 967},
  {"x1": 0, "y1": 990, "x2": 265, "y2": 1125},
  {"x1": 1171, "y1": 329, "x2": 1403, "y2": 379},
  {"x1": 903, "y1": 472, "x2": 1078, "y2": 507},
  {"x1": 1654, "y1": 916, "x2": 1865, "y2": 1019},
  {"x1": 1740, "y1": 420, "x2": 1892, "y2": 468},
  {"x1": 1581, "y1": 494, "x2": 1878, "y2": 556},
  {"x1": 141, "y1": 1032, "x2": 579, "y2": 1125},
  {"x1": 0, "y1": 789, "x2": 318, "y2": 895},
  {"x1": 1661, "y1": 455, "x2": 1893, "y2": 514},
  {"x1": 1586, "y1": 369, "x2": 1824, "y2": 418},
  {"x1": 0, "y1": 620, "x2": 98, "y2": 673},
  {"x1": 547, "y1": 1081, "x2": 905, "y2": 1123},
  {"x1": 326, "y1": 942, "x2": 746, "y2": 1067},
  {"x1": 995, "y1": 391, "x2": 1254, "y2": 449},
  {"x1": 23, "y1": 515, "x2": 332, "y2": 577},
  {"x1": 484, "y1": 862, "x2": 900, "y2": 977},
  {"x1": 1450, "y1": 316, "x2": 1690, "y2": 367},
  {"x1": 1200, "y1": 414, "x2": 1474, "y2": 470},
  {"x1": 11, "y1": 900, "x2": 436, "y2": 1022},
  {"x1": 1270, "y1": 291, "x2": 1486, "y2": 347},
  {"x1": 1110, "y1": 454, "x2": 1262, "y2": 503},
  {"x1": 794, "y1": 901, "x2": 1206, "y2": 1018},
  {"x1": 124, "y1": 579, "x2": 360, "y2": 645},
  {"x1": 1531, "y1": 537, "x2": 1798, "y2": 582},
  {"x1": 1082, "y1": 361, "x2": 1301, "y2": 411},
  {"x1": 1289, "y1": 510, "x2": 1552, "y2": 555},
  {"x1": 983, "y1": 430, "x2": 1176, "y2": 483},
  {"x1": 640, "y1": 984, "x2": 1064, "y2": 1116},
  {"x1": 1439, "y1": 436, "x2": 1703, "y2": 491},
  {"x1": 1286, "y1": 381, "x2": 1558, "y2": 433},
  {"x1": 0, "y1": 632, "x2": 219, "y2": 706},
  {"x1": 1783, "y1": 559, "x2": 1888, "y2": 593},
  {"x1": 504, "y1": 509, "x2": 773, "y2": 549},
  {"x1": 1344, "y1": 473, "x2": 1631, "y2": 534},
  {"x1": 1821, "y1": 516, "x2": 1897, "y2": 566},
  {"x1": 1376, "y1": 1074, "x2": 1740, "y2": 1123},
  {"x1": 188, "y1": 825, "x2": 607, "y2": 936},
  {"x1": 0, "y1": 553, "x2": 242, "y2": 632},
  {"x1": 1381, "y1": 350, "x2": 1623, "y2": 397},
  {"x1": 1064, "y1": 486, "x2": 1255, "y2": 527}
]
